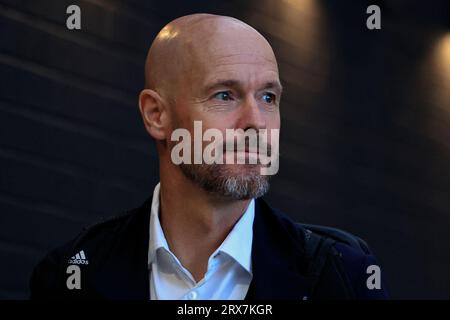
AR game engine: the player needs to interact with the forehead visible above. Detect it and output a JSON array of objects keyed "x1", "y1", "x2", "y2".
[
  {"x1": 199, "y1": 26, "x2": 277, "y2": 65},
  {"x1": 179, "y1": 19, "x2": 279, "y2": 90},
  {"x1": 192, "y1": 39, "x2": 279, "y2": 87},
  {"x1": 203, "y1": 58, "x2": 279, "y2": 95}
]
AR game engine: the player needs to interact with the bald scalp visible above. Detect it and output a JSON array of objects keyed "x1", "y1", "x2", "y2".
[{"x1": 144, "y1": 14, "x2": 273, "y2": 104}]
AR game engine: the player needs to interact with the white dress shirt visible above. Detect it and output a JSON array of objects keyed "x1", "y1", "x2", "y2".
[{"x1": 148, "y1": 183, "x2": 254, "y2": 300}]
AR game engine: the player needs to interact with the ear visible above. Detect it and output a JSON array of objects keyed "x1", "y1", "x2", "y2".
[{"x1": 138, "y1": 89, "x2": 168, "y2": 140}]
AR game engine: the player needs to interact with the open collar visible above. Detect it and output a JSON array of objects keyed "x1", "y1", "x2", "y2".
[{"x1": 93, "y1": 193, "x2": 313, "y2": 300}]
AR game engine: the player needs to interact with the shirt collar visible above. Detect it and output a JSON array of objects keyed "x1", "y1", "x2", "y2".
[
  {"x1": 148, "y1": 183, "x2": 170, "y2": 266},
  {"x1": 210, "y1": 198, "x2": 254, "y2": 274},
  {"x1": 147, "y1": 182, "x2": 254, "y2": 275}
]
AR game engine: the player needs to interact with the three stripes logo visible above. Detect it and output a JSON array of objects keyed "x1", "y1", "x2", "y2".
[{"x1": 68, "y1": 250, "x2": 89, "y2": 265}]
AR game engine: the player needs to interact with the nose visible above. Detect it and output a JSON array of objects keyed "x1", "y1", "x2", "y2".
[{"x1": 238, "y1": 95, "x2": 266, "y2": 131}]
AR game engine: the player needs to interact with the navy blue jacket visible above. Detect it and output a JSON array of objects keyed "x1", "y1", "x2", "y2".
[{"x1": 30, "y1": 196, "x2": 388, "y2": 300}]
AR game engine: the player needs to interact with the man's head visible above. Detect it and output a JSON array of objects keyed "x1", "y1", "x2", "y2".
[{"x1": 139, "y1": 14, "x2": 282, "y2": 200}]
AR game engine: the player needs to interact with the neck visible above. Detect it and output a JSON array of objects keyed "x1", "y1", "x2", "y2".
[{"x1": 157, "y1": 159, "x2": 251, "y2": 282}]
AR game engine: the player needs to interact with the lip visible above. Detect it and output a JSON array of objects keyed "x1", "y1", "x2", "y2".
[
  {"x1": 234, "y1": 151, "x2": 269, "y2": 159},
  {"x1": 224, "y1": 149, "x2": 258, "y2": 153},
  {"x1": 223, "y1": 150, "x2": 268, "y2": 156},
  {"x1": 230, "y1": 150, "x2": 259, "y2": 155}
]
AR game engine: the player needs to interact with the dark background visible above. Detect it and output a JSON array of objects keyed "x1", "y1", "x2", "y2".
[{"x1": 1, "y1": 0, "x2": 449, "y2": 299}]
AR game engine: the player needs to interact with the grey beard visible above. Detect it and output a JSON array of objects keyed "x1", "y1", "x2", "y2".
[{"x1": 179, "y1": 163, "x2": 270, "y2": 200}]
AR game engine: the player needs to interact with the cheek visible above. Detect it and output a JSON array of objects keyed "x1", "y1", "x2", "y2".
[
  {"x1": 265, "y1": 112, "x2": 281, "y2": 129},
  {"x1": 200, "y1": 114, "x2": 237, "y2": 131},
  {"x1": 170, "y1": 103, "x2": 195, "y2": 130}
]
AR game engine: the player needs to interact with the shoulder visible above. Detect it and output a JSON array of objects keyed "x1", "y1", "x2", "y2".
[
  {"x1": 46, "y1": 207, "x2": 140, "y2": 261},
  {"x1": 29, "y1": 200, "x2": 150, "y2": 299},
  {"x1": 258, "y1": 198, "x2": 389, "y2": 299}
]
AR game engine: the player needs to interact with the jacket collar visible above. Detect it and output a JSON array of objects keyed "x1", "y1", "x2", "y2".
[
  {"x1": 244, "y1": 198, "x2": 313, "y2": 300},
  {"x1": 92, "y1": 196, "x2": 152, "y2": 300}
]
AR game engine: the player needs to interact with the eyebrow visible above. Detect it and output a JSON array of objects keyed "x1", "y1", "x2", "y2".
[{"x1": 203, "y1": 79, "x2": 283, "y2": 95}]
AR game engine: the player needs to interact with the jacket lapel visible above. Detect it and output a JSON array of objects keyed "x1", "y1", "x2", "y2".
[
  {"x1": 92, "y1": 197, "x2": 152, "y2": 300},
  {"x1": 245, "y1": 198, "x2": 313, "y2": 300}
]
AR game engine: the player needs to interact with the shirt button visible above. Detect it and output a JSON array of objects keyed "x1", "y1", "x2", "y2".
[{"x1": 187, "y1": 291, "x2": 198, "y2": 300}]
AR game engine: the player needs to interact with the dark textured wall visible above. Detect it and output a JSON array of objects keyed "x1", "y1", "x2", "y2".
[{"x1": 0, "y1": 0, "x2": 449, "y2": 299}]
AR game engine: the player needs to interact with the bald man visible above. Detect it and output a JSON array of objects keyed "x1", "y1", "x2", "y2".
[{"x1": 30, "y1": 14, "x2": 388, "y2": 300}]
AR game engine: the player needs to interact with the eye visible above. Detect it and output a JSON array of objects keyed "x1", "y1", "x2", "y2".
[
  {"x1": 213, "y1": 91, "x2": 233, "y2": 101},
  {"x1": 262, "y1": 92, "x2": 276, "y2": 104}
]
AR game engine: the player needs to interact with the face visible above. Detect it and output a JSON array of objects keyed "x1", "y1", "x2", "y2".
[{"x1": 166, "y1": 22, "x2": 282, "y2": 199}]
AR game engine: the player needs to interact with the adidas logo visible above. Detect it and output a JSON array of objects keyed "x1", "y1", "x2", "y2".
[{"x1": 68, "y1": 250, "x2": 89, "y2": 265}]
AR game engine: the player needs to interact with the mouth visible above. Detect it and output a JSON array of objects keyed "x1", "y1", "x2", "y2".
[
  {"x1": 227, "y1": 150, "x2": 270, "y2": 165},
  {"x1": 219, "y1": 142, "x2": 272, "y2": 164}
]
